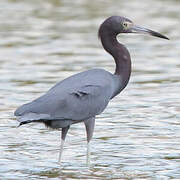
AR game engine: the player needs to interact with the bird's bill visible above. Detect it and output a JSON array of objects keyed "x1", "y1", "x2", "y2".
[{"x1": 130, "y1": 25, "x2": 169, "y2": 40}]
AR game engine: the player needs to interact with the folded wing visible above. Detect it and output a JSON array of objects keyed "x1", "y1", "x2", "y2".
[{"x1": 15, "y1": 69, "x2": 115, "y2": 123}]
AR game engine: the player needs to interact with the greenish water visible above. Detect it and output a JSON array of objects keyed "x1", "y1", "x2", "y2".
[{"x1": 0, "y1": 0, "x2": 180, "y2": 179}]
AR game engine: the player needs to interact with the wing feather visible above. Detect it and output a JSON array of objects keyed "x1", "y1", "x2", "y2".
[{"x1": 15, "y1": 69, "x2": 114, "y2": 121}]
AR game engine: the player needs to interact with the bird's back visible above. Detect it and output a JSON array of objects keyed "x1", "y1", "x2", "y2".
[{"x1": 15, "y1": 69, "x2": 120, "y2": 127}]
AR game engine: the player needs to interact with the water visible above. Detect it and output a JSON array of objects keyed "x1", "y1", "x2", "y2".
[{"x1": 0, "y1": 0, "x2": 180, "y2": 179}]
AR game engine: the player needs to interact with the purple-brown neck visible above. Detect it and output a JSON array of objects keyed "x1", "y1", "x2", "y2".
[{"x1": 98, "y1": 27, "x2": 131, "y2": 89}]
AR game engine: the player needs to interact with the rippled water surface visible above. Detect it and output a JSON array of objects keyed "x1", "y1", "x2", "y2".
[{"x1": 0, "y1": 0, "x2": 180, "y2": 179}]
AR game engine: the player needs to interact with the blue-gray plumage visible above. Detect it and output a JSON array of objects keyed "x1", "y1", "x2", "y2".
[{"x1": 14, "y1": 16, "x2": 169, "y2": 164}]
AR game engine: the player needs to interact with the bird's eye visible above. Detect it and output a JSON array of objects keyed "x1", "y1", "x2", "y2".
[{"x1": 123, "y1": 22, "x2": 129, "y2": 29}]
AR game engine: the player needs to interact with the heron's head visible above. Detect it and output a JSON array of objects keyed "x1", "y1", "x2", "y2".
[{"x1": 99, "y1": 16, "x2": 169, "y2": 40}]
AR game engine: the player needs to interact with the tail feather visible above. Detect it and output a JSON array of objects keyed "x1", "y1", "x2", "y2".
[
  {"x1": 16, "y1": 112, "x2": 51, "y2": 126},
  {"x1": 18, "y1": 120, "x2": 36, "y2": 127}
]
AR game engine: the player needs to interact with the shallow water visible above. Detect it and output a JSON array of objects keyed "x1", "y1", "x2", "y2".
[{"x1": 0, "y1": 0, "x2": 180, "y2": 179}]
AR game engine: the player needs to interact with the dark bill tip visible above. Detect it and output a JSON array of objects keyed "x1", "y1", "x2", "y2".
[
  {"x1": 130, "y1": 25, "x2": 169, "y2": 40},
  {"x1": 149, "y1": 30, "x2": 169, "y2": 40}
]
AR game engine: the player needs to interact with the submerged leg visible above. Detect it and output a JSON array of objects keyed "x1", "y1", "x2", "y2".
[
  {"x1": 58, "y1": 125, "x2": 70, "y2": 164},
  {"x1": 84, "y1": 117, "x2": 95, "y2": 166}
]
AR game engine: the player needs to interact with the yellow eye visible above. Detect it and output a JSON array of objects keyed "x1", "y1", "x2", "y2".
[
  {"x1": 123, "y1": 22, "x2": 128, "y2": 27},
  {"x1": 122, "y1": 21, "x2": 132, "y2": 29}
]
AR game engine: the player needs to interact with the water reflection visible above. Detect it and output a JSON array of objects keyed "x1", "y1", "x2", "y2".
[{"x1": 0, "y1": 0, "x2": 180, "y2": 179}]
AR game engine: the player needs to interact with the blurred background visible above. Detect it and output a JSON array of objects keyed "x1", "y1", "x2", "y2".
[{"x1": 0, "y1": 0, "x2": 180, "y2": 179}]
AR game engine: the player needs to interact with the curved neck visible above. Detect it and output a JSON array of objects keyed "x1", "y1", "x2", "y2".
[{"x1": 99, "y1": 30, "x2": 131, "y2": 88}]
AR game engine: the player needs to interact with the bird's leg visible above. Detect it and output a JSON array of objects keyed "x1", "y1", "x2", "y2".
[
  {"x1": 84, "y1": 117, "x2": 95, "y2": 166},
  {"x1": 58, "y1": 125, "x2": 70, "y2": 164}
]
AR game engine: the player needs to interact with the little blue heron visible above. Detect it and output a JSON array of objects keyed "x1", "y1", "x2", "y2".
[{"x1": 14, "y1": 16, "x2": 168, "y2": 164}]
